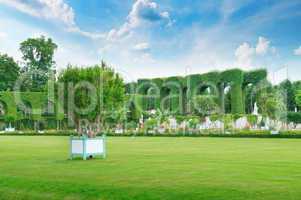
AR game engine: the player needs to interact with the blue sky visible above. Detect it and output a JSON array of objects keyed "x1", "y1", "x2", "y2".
[{"x1": 0, "y1": 0, "x2": 300, "y2": 82}]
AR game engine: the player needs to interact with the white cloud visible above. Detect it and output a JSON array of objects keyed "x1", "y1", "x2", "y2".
[
  {"x1": 133, "y1": 42, "x2": 150, "y2": 51},
  {"x1": 107, "y1": 0, "x2": 172, "y2": 41},
  {"x1": 234, "y1": 36, "x2": 277, "y2": 69},
  {"x1": 235, "y1": 42, "x2": 255, "y2": 68},
  {"x1": 294, "y1": 46, "x2": 301, "y2": 56},
  {"x1": 0, "y1": 0, "x2": 40, "y2": 17},
  {"x1": 256, "y1": 36, "x2": 271, "y2": 55},
  {"x1": 0, "y1": 0, "x2": 104, "y2": 39},
  {"x1": 0, "y1": 0, "x2": 74, "y2": 26},
  {"x1": 0, "y1": 32, "x2": 7, "y2": 39}
]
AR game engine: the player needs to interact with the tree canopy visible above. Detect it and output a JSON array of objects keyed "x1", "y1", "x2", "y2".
[
  {"x1": 20, "y1": 36, "x2": 57, "y2": 91},
  {"x1": 58, "y1": 62, "x2": 125, "y2": 130},
  {"x1": 0, "y1": 54, "x2": 20, "y2": 91}
]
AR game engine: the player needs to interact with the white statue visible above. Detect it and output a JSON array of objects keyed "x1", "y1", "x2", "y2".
[
  {"x1": 204, "y1": 117, "x2": 212, "y2": 129},
  {"x1": 235, "y1": 117, "x2": 249, "y2": 129},
  {"x1": 253, "y1": 102, "x2": 258, "y2": 116},
  {"x1": 139, "y1": 114, "x2": 144, "y2": 124},
  {"x1": 169, "y1": 117, "x2": 177, "y2": 130}
]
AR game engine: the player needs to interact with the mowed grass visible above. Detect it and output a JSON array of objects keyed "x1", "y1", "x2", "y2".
[{"x1": 1, "y1": 137, "x2": 301, "y2": 200}]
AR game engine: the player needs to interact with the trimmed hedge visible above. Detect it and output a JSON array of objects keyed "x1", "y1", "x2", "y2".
[
  {"x1": 131, "y1": 68, "x2": 266, "y2": 115},
  {"x1": 0, "y1": 130, "x2": 76, "y2": 136},
  {"x1": 243, "y1": 69, "x2": 267, "y2": 87},
  {"x1": 3, "y1": 130, "x2": 301, "y2": 138},
  {"x1": 105, "y1": 130, "x2": 301, "y2": 138},
  {"x1": 0, "y1": 91, "x2": 67, "y2": 121}
]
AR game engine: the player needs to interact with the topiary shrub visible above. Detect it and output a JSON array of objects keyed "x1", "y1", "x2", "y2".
[{"x1": 221, "y1": 69, "x2": 244, "y2": 114}]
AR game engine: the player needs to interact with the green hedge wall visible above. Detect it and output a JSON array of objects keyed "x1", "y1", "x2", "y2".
[
  {"x1": 0, "y1": 92, "x2": 48, "y2": 121},
  {"x1": 221, "y1": 69, "x2": 244, "y2": 114},
  {"x1": 0, "y1": 92, "x2": 66, "y2": 122},
  {"x1": 132, "y1": 68, "x2": 266, "y2": 115},
  {"x1": 0, "y1": 92, "x2": 18, "y2": 121},
  {"x1": 243, "y1": 69, "x2": 267, "y2": 87},
  {"x1": 163, "y1": 76, "x2": 184, "y2": 113}
]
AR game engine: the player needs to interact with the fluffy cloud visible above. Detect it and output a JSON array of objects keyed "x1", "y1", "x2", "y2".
[
  {"x1": 107, "y1": 0, "x2": 172, "y2": 41},
  {"x1": 294, "y1": 46, "x2": 301, "y2": 56},
  {"x1": 0, "y1": 32, "x2": 7, "y2": 39},
  {"x1": 129, "y1": 0, "x2": 171, "y2": 25},
  {"x1": 0, "y1": 0, "x2": 104, "y2": 39},
  {"x1": 133, "y1": 42, "x2": 150, "y2": 51},
  {"x1": 256, "y1": 36, "x2": 271, "y2": 55},
  {"x1": 235, "y1": 36, "x2": 276, "y2": 69},
  {"x1": 235, "y1": 42, "x2": 255, "y2": 68}
]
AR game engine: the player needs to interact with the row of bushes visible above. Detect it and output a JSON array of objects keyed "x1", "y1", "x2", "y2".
[
  {"x1": 0, "y1": 130, "x2": 76, "y2": 136},
  {"x1": 105, "y1": 130, "x2": 301, "y2": 138},
  {"x1": 2, "y1": 129, "x2": 301, "y2": 138}
]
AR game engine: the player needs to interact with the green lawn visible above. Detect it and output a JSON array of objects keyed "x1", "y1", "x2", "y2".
[{"x1": 1, "y1": 136, "x2": 301, "y2": 200}]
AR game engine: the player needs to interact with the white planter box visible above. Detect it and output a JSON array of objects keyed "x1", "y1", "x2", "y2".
[
  {"x1": 70, "y1": 135, "x2": 106, "y2": 160},
  {"x1": 5, "y1": 127, "x2": 15, "y2": 132},
  {"x1": 270, "y1": 130, "x2": 279, "y2": 135}
]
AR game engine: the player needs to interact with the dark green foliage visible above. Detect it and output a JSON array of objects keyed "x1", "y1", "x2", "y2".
[
  {"x1": 58, "y1": 64, "x2": 125, "y2": 126},
  {"x1": 0, "y1": 92, "x2": 18, "y2": 121},
  {"x1": 125, "y1": 82, "x2": 137, "y2": 94},
  {"x1": 243, "y1": 69, "x2": 267, "y2": 87},
  {"x1": 221, "y1": 69, "x2": 244, "y2": 84},
  {"x1": 243, "y1": 69, "x2": 268, "y2": 113},
  {"x1": 151, "y1": 78, "x2": 164, "y2": 88},
  {"x1": 221, "y1": 69, "x2": 245, "y2": 114},
  {"x1": 287, "y1": 112, "x2": 301, "y2": 124},
  {"x1": 130, "y1": 68, "x2": 266, "y2": 115},
  {"x1": 295, "y1": 90, "x2": 301, "y2": 109},
  {"x1": 230, "y1": 83, "x2": 244, "y2": 114},
  {"x1": 165, "y1": 76, "x2": 185, "y2": 88},
  {"x1": 278, "y1": 80, "x2": 296, "y2": 111},
  {"x1": 199, "y1": 71, "x2": 220, "y2": 84},
  {"x1": 0, "y1": 54, "x2": 20, "y2": 91}
]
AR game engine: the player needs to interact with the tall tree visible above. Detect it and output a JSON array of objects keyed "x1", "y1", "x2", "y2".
[
  {"x1": 279, "y1": 80, "x2": 295, "y2": 111},
  {"x1": 20, "y1": 36, "x2": 57, "y2": 91},
  {"x1": 58, "y1": 62, "x2": 125, "y2": 132},
  {"x1": 0, "y1": 53, "x2": 20, "y2": 91},
  {"x1": 257, "y1": 88, "x2": 285, "y2": 120},
  {"x1": 295, "y1": 90, "x2": 301, "y2": 109}
]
